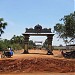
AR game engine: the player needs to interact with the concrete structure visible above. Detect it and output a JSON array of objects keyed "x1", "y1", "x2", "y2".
[{"x1": 22, "y1": 24, "x2": 54, "y2": 55}]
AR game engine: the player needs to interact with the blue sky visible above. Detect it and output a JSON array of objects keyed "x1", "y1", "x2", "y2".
[{"x1": 0, "y1": 0, "x2": 74, "y2": 46}]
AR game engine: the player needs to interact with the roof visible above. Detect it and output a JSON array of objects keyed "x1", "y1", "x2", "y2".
[{"x1": 22, "y1": 33, "x2": 54, "y2": 36}]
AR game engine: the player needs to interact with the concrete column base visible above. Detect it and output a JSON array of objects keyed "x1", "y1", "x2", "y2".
[
  {"x1": 47, "y1": 50, "x2": 53, "y2": 55},
  {"x1": 23, "y1": 50, "x2": 29, "y2": 54}
]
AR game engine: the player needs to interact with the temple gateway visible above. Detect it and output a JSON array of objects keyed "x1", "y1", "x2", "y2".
[{"x1": 22, "y1": 24, "x2": 54, "y2": 55}]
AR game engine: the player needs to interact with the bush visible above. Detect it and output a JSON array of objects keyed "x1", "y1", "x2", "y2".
[{"x1": 11, "y1": 44, "x2": 22, "y2": 50}]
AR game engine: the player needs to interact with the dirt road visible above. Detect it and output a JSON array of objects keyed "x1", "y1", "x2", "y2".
[{"x1": 0, "y1": 49, "x2": 75, "y2": 75}]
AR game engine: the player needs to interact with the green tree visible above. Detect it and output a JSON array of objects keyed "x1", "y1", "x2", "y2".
[
  {"x1": 0, "y1": 40, "x2": 5, "y2": 51},
  {"x1": 10, "y1": 35, "x2": 24, "y2": 44},
  {"x1": 29, "y1": 40, "x2": 35, "y2": 49},
  {"x1": 10, "y1": 35, "x2": 24, "y2": 50},
  {"x1": 54, "y1": 11, "x2": 75, "y2": 44},
  {"x1": 43, "y1": 39, "x2": 48, "y2": 48},
  {"x1": 0, "y1": 35, "x2": 24, "y2": 51},
  {"x1": 0, "y1": 39, "x2": 9, "y2": 51},
  {"x1": 0, "y1": 18, "x2": 7, "y2": 36}
]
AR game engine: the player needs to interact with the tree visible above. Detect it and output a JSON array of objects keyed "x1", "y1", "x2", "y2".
[
  {"x1": 0, "y1": 35, "x2": 25, "y2": 51},
  {"x1": 0, "y1": 39, "x2": 10, "y2": 51},
  {"x1": 54, "y1": 11, "x2": 75, "y2": 44},
  {"x1": 10, "y1": 35, "x2": 24, "y2": 44},
  {"x1": 10, "y1": 35, "x2": 24, "y2": 50},
  {"x1": 43, "y1": 39, "x2": 48, "y2": 48},
  {"x1": 0, "y1": 18, "x2": 7, "y2": 36},
  {"x1": 29, "y1": 40, "x2": 35, "y2": 49}
]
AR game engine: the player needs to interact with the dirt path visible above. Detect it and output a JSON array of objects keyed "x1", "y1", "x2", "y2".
[
  {"x1": 0, "y1": 49, "x2": 75, "y2": 75},
  {"x1": 0, "y1": 49, "x2": 64, "y2": 60}
]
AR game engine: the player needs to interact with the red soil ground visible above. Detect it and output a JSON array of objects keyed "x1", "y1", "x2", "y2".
[{"x1": 0, "y1": 49, "x2": 75, "y2": 75}]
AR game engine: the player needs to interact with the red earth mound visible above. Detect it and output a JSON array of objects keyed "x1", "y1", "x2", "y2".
[{"x1": 0, "y1": 57, "x2": 75, "y2": 73}]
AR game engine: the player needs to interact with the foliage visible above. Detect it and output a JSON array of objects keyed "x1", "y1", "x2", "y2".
[
  {"x1": 0, "y1": 39, "x2": 10, "y2": 51},
  {"x1": 0, "y1": 40, "x2": 5, "y2": 51},
  {"x1": 29, "y1": 40, "x2": 35, "y2": 49},
  {"x1": 0, "y1": 18, "x2": 7, "y2": 36},
  {"x1": 43, "y1": 39, "x2": 48, "y2": 48},
  {"x1": 0, "y1": 35, "x2": 35, "y2": 51},
  {"x1": 11, "y1": 43, "x2": 22, "y2": 50},
  {"x1": 54, "y1": 11, "x2": 75, "y2": 44}
]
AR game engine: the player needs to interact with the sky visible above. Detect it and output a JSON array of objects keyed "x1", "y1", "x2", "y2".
[{"x1": 0, "y1": 0, "x2": 74, "y2": 46}]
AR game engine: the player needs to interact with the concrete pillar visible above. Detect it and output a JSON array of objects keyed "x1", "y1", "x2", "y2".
[
  {"x1": 47, "y1": 35, "x2": 53, "y2": 55},
  {"x1": 23, "y1": 34, "x2": 29, "y2": 54}
]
